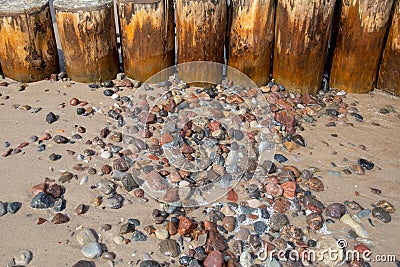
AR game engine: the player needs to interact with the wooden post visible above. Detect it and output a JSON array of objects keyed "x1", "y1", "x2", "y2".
[
  {"x1": 0, "y1": 0, "x2": 59, "y2": 83},
  {"x1": 53, "y1": 0, "x2": 119, "y2": 83},
  {"x1": 117, "y1": 0, "x2": 174, "y2": 82},
  {"x1": 176, "y1": 0, "x2": 227, "y2": 85},
  {"x1": 330, "y1": 0, "x2": 394, "y2": 93},
  {"x1": 227, "y1": 0, "x2": 275, "y2": 87},
  {"x1": 378, "y1": 0, "x2": 400, "y2": 95},
  {"x1": 273, "y1": 0, "x2": 336, "y2": 94}
]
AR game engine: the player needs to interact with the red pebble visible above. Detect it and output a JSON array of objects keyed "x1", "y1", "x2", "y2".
[
  {"x1": 227, "y1": 188, "x2": 238, "y2": 202},
  {"x1": 354, "y1": 244, "x2": 370, "y2": 254},
  {"x1": 69, "y1": 98, "x2": 80, "y2": 106}
]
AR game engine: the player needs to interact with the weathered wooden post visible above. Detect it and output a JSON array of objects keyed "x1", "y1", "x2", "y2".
[
  {"x1": 227, "y1": 0, "x2": 275, "y2": 86},
  {"x1": 176, "y1": 0, "x2": 227, "y2": 84},
  {"x1": 117, "y1": 0, "x2": 175, "y2": 82},
  {"x1": 330, "y1": 0, "x2": 394, "y2": 93},
  {"x1": 378, "y1": 0, "x2": 400, "y2": 95},
  {"x1": 273, "y1": 0, "x2": 336, "y2": 94},
  {"x1": 53, "y1": 0, "x2": 119, "y2": 83},
  {"x1": 0, "y1": 0, "x2": 59, "y2": 83}
]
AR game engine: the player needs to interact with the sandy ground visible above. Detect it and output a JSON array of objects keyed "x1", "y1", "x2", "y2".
[{"x1": 0, "y1": 78, "x2": 399, "y2": 266}]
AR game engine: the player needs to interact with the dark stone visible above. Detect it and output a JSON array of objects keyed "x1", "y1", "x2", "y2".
[
  {"x1": 103, "y1": 80, "x2": 114, "y2": 88},
  {"x1": 274, "y1": 154, "x2": 288, "y2": 163},
  {"x1": 6, "y1": 202, "x2": 21, "y2": 214},
  {"x1": 120, "y1": 223, "x2": 135, "y2": 234},
  {"x1": 46, "y1": 112, "x2": 58, "y2": 124},
  {"x1": 254, "y1": 221, "x2": 268, "y2": 235},
  {"x1": 372, "y1": 207, "x2": 391, "y2": 223},
  {"x1": 140, "y1": 260, "x2": 161, "y2": 267},
  {"x1": 121, "y1": 174, "x2": 138, "y2": 191},
  {"x1": 270, "y1": 213, "x2": 289, "y2": 232},
  {"x1": 53, "y1": 135, "x2": 69, "y2": 144},
  {"x1": 351, "y1": 113, "x2": 364, "y2": 122},
  {"x1": 358, "y1": 158, "x2": 374, "y2": 170},
  {"x1": 30, "y1": 192, "x2": 53, "y2": 209},
  {"x1": 103, "y1": 89, "x2": 114, "y2": 96},
  {"x1": 291, "y1": 134, "x2": 306, "y2": 147},
  {"x1": 131, "y1": 230, "x2": 147, "y2": 241},
  {"x1": 0, "y1": 201, "x2": 6, "y2": 216},
  {"x1": 325, "y1": 203, "x2": 346, "y2": 219},
  {"x1": 72, "y1": 260, "x2": 96, "y2": 267},
  {"x1": 179, "y1": 255, "x2": 193, "y2": 266},
  {"x1": 326, "y1": 108, "x2": 339, "y2": 117}
]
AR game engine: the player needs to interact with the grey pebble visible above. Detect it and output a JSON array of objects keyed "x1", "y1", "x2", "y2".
[
  {"x1": 53, "y1": 135, "x2": 69, "y2": 144},
  {"x1": 4, "y1": 141, "x2": 10, "y2": 148},
  {"x1": 52, "y1": 198, "x2": 65, "y2": 212},
  {"x1": 372, "y1": 207, "x2": 391, "y2": 223},
  {"x1": 77, "y1": 228, "x2": 98, "y2": 246},
  {"x1": 140, "y1": 260, "x2": 161, "y2": 267},
  {"x1": 13, "y1": 250, "x2": 33, "y2": 265},
  {"x1": 30, "y1": 192, "x2": 53, "y2": 209},
  {"x1": 357, "y1": 209, "x2": 371, "y2": 218},
  {"x1": 7, "y1": 202, "x2": 21, "y2": 214},
  {"x1": 327, "y1": 170, "x2": 341, "y2": 177},
  {"x1": 131, "y1": 230, "x2": 147, "y2": 242},
  {"x1": 159, "y1": 239, "x2": 179, "y2": 257},
  {"x1": 254, "y1": 221, "x2": 268, "y2": 235},
  {"x1": 0, "y1": 201, "x2": 7, "y2": 216},
  {"x1": 46, "y1": 112, "x2": 58, "y2": 124},
  {"x1": 81, "y1": 242, "x2": 102, "y2": 259}
]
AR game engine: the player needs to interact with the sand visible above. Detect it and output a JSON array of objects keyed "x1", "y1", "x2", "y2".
[{"x1": 0, "y1": 78, "x2": 399, "y2": 266}]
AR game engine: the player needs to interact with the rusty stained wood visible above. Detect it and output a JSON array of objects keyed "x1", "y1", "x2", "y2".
[
  {"x1": 331, "y1": 0, "x2": 394, "y2": 93},
  {"x1": 273, "y1": 0, "x2": 336, "y2": 94},
  {"x1": 0, "y1": 3, "x2": 59, "y2": 83},
  {"x1": 118, "y1": 0, "x2": 174, "y2": 82},
  {"x1": 378, "y1": 0, "x2": 400, "y2": 95},
  {"x1": 176, "y1": 0, "x2": 227, "y2": 84},
  {"x1": 54, "y1": 2, "x2": 119, "y2": 83},
  {"x1": 227, "y1": 0, "x2": 275, "y2": 86}
]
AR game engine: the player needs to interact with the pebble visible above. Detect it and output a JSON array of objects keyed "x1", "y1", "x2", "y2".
[
  {"x1": 351, "y1": 113, "x2": 364, "y2": 122},
  {"x1": 131, "y1": 230, "x2": 147, "y2": 241},
  {"x1": 30, "y1": 192, "x2": 53, "y2": 209},
  {"x1": 325, "y1": 203, "x2": 346, "y2": 219},
  {"x1": 77, "y1": 228, "x2": 98, "y2": 246},
  {"x1": 81, "y1": 242, "x2": 102, "y2": 258},
  {"x1": 376, "y1": 200, "x2": 395, "y2": 213},
  {"x1": 101, "y1": 151, "x2": 112, "y2": 159},
  {"x1": 113, "y1": 236, "x2": 124, "y2": 245},
  {"x1": 221, "y1": 216, "x2": 236, "y2": 232},
  {"x1": 140, "y1": 260, "x2": 161, "y2": 267},
  {"x1": 327, "y1": 170, "x2": 341, "y2": 177},
  {"x1": 270, "y1": 213, "x2": 289, "y2": 232},
  {"x1": 53, "y1": 135, "x2": 69, "y2": 144},
  {"x1": 340, "y1": 214, "x2": 368, "y2": 238},
  {"x1": 254, "y1": 221, "x2": 268, "y2": 235},
  {"x1": 274, "y1": 153, "x2": 288, "y2": 163},
  {"x1": 204, "y1": 250, "x2": 224, "y2": 267},
  {"x1": 102, "y1": 251, "x2": 116, "y2": 260},
  {"x1": 306, "y1": 213, "x2": 324, "y2": 230},
  {"x1": 155, "y1": 228, "x2": 169, "y2": 240},
  {"x1": 51, "y1": 213, "x2": 70, "y2": 224},
  {"x1": 372, "y1": 207, "x2": 391, "y2": 223},
  {"x1": 46, "y1": 112, "x2": 58, "y2": 124},
  {"x1": 120, "y1": 223, "x2": 135, "y2": 234},
  {"x1": 13, "y1": 250, "x2": 33, "y2": 265},
  {"x1": 72, "y1": 260, "x2": 96, "y2": 267},
  {"x1": 239, "y1": 251, "x2": 252, "y2": 267},
  {"x1": 0, "y1": 201, "x2": 6, "y2": 216},
  {"x1": 358, "y1": 158, "x2": 374, "y2": 170},
  {"x1": 357, "y1": 209, "x2": 371, "y2": 218},
  {"x1": 6, "y1": 202, "x2": 21, "y2": 214},
  {"x1": 159, "y1": 239, "x2": 179, "y2": 257},
  {"x1": 75, "y1": 204, "x2": 87, "y2": 215},
  {"x1": 104, "y1": 194, "x2": 124, "y2": 209}
]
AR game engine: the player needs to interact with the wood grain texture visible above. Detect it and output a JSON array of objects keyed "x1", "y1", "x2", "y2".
[
  {"x1": 54, "y1": 1, "x2": 118, "y2": 83},
  {"x1": 378, "y1": 0, "x2": 400, "y2": 95},
  {"x1": 0, "y1": 3, "x2": 59, "y2": 82},
  {"x1": 227, "y1": 0, "x2": 275, "y2": 86},
  {"x1": 331, "y1": 0, "x2": 394, "y2": 93},
  {"x1": 118, "y1": 0, "x2": 174, "y2": 82},
  {"x1": 176, "y1": 0, "x2": 227, "y2": 84},
  {"x1": 273, "y1": 0, "x2": 336, "y2": 94}
]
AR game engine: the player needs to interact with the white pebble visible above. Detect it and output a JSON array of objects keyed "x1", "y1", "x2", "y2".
[
  {"x1": 14, "y1": 250, "x2": 33, "y2": 265},
  {"x1": 80, "y1": 176, "x2": 89, "y2": 185},
  {"x1": 101, "y1": 151, "x2": 112, "y2": 159},
  {"x1": 111, "y1": 93, "x2": 120, "y2": 100}
]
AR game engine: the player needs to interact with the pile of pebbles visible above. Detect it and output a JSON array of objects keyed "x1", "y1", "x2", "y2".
[{"x1": 0, "y1": 71, "x2": 397, "y2": 267}]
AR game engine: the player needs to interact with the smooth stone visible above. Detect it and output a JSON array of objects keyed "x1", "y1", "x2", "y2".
[
  {"x1": 53, "y1": 135, "x2": 69, "y2": 144},
  {"x1": 274, "y1": 154, "x2": 288, "y2": 163},
  {"x1": 113, "y1": 236, "x2": 124, "y2": 245},
  {"x1": 204, "y1": 250, "x2": 224, "y2": 267},
  {"x1": 30, "y1": 192, "x2": 53, "y2": 209},
  {"x1": 81, "y1": 242, "x2": 102, "y2": 259},
  {"x1": 239, "y1": 251, "x2": 252, "y2": 267},
  {"x1": 357, "y1": 209, "x2": 371, "y2": 218},
  {"x1": 254, "y1": 221, "x2": 268, "y2": 235},
  {"x1": 46, "y1": 112, "x2": 58, "y2": 124},
  {"x1": 236, "y1": 228, "x2": 250, "y2": 241},
  {"x1": 121, "y1": 174, "x2": 138, "y2": 192},
  {"x1": 358, "y1": 158, "x2": 374, "y2": 170},
  {"x1": 131, "y1": 230, "x2": 147, "y2": 241},
  {"x1": 6, "y1": 202, "x2": 21, "y2": 214},
  {"x1": 0, "y1": 201, "x2": 6, "y2": 216},
  {"x1": 59, "y1": 171, "x2": 75, "y2": 183},
  {"x1": 159, "y1": 239, "x2": 179, "y2": 257},
  {"x1": 120, "y1": 223, "x2": 135, "y2": 234},
  {"x1": 326, "y1": 108, "x2": 339, "y2": 117},
  {"x1": 104, "y1": 194, "x2": 124, "y2": 209},
  {"x1": 140, "y1": 260, "x2": 161, "y2": 267},
  {"x1": 372, "y1": 207, "x2": 391, "y2": 223},
  {"x1": 72, "y1": 260, "x2": 96, "y2": 267},
  {"x1": 77, "y1": 228, "x2": 98, "y2": 246},
  {"x1": 270, "y1": 213, "x2": 289, "y2": 232},
  {"x1": 101, "y1": 151, "x2": 112, "y2": 159},
  {"x1": 13, "y1": 250, "x2": 33, "y2": 265},
  {"x1": 221, "y1": 216, "x2": 236, "y2": 232},
  {"x1": 155, "y1": 228, "x2": 169, "y2": 240},
  {"x1": 220, "y1": 205, "x2": 235, "y2": 216},
  {"x1": 52, "y1": 198, "x2": 66, "y2": 212},
  {"x1": 325, "y1": 203, "x2": 346, "y2": 219},
  {"x1": 351, "y1": 113, "x2": 364, "y2": 122},
  {"x1": 128, "y1": 218, "x2": 141, "y2": 226},
  {"x1": 98, "y1": 179, "x2": 117, "y2": 195},
  {"x1": 340, "y1": 214, "x2": 368, "y2": 238}
]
